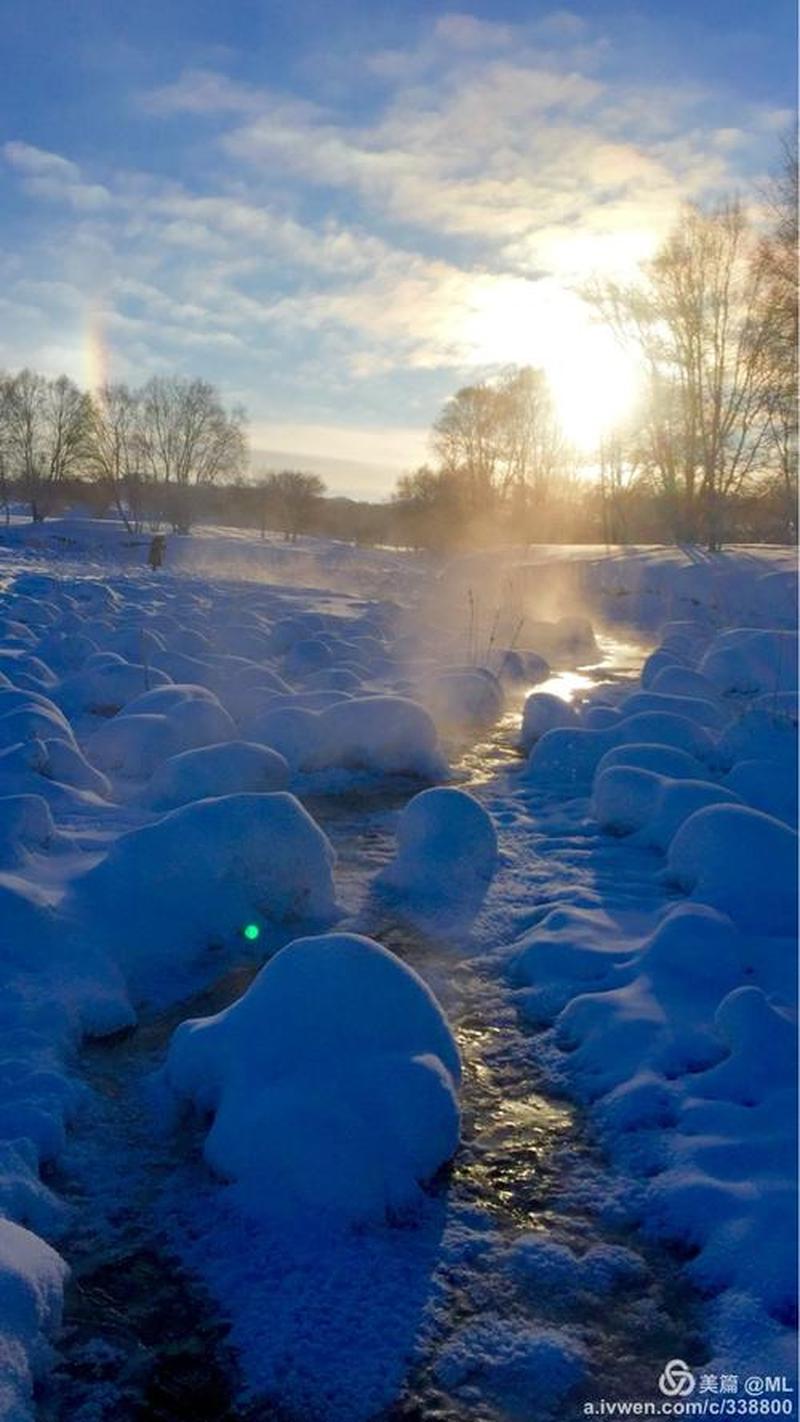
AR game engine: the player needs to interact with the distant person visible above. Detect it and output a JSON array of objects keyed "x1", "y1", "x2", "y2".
[{"x1": 147, "y1": 534, "x2": 166, "y2": 571}]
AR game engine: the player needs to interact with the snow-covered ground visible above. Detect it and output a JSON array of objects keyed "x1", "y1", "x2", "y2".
[{"x1": 0, "y1": 517, "x2": 796, "y2": 1421}]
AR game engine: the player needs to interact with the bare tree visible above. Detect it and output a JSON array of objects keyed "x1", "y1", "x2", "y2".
[
  {"x1": 391, "y1": 465, "x2": 464, "y2": 550},
  {"x1": 597, "y1": 423, "x2": 645, "y2": 545},
  {"x1": 85, "y1": 383, "x2": 147, "y2": 534},
  {"x1": 261, "y1": 470, "x2": 325, "y2": 541},
  {"x1": 431, "y1": 366, "x2": 570, "y2": 516},
  {"x1": 498, "y1": 366, "x2": 570, "y2": 505},
  {"x1": 432, "y1": 381, "x2": 503, "y2": 512},
  {"x1": 2, "y1": 370, "x2": 89, "y2": 521},
  {"x1": 138, "y1": 376, "x2": 247, "y2": 533},
  {"x1": 756, "y1": 142, "x2": 798, "y2": 538},
  {"x1": 589, "y1": 201, "x2": 774, "y2": 548}
]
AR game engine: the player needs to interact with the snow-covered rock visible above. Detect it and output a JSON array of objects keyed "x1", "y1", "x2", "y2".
[
  {"x1": 74, "y1": 793, "x2": 338, "y2": 986},
  {"x1": 86, "y1": 694, "x2": 236, "y2": 779},
  {"x1": 519, "y1": 692, "x2": 577, "y2": 751},
  {"x1": 307, "y1": 696, "x2": 447, "y2": 779},
  {"x1": 377, "y1": 787, "x2": 498, "y2": 923},
  {"x1": 165, "y1": 932, "x2": 461, "y2": 1225},
  {"x1": 58, "y1": 658, "x2": 171, "y2": 717},
  {"x1": 699, "y1": 628, "x2": 798, "y2": 697},
  {"x1": 423, "y1": 669, "x2": 504, "y2": 728},
  {"x1": 666, "y1": 803, "x2": 798, "y2": 934},
  {"x1": 143, "y1": 740, "x2": 291, "y2": 810},
  {"x1": 594, "y1": 766, "x2": 740, "y2": 850},
  {"x1": 0, "y1": 1219, "x2": 68, "y2": 1422}
]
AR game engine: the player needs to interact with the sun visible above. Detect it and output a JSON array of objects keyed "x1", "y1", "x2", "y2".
[
  {"x1": 544, "y1": 311, "x2": 643, "y2": 452},
  {"x1": 459, "y1": 275, "x2": 643, "y2": 452}
]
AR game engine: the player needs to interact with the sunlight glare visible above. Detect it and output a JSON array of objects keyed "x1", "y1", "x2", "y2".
[{"x1": 460, "y1": 277, "x2": 643, "y2": 451}]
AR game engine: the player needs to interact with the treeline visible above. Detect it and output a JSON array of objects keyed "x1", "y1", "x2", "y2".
[
  {"x1": 1, "y1": 154, "x2": 795, "y2": 552},
  {"x1": 392, "y1": 159, "x2": 798, "y2": 551},
  {"x1": 0, "y1": 372, "x2": 247, "y2": 534}
]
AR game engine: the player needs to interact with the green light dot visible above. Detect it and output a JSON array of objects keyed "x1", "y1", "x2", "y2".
[{"x1": 243, "y1": 922, "x2": 261, "y2": 942}]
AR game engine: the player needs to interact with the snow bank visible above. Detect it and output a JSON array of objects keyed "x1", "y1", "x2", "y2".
[
  {"x1": 0, "y1": 702, "x2": 76, "y2": 751},
  {"x1": 377, "y1": 788, "x2": 498, "y2": 923},
  {"x1": 166, "y1": 932, "x2": 461, "y2": 1225}
]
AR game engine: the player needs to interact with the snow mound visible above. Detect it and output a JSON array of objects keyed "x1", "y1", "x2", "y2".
[
  {"x1": 143, "y1": 741, "x2": 291, "y2": 810},
  {"x1": 166, "y1": 932, "x2": 461, "y2": 1225},
  {"x1": 283, "y1": 637, "x2": 333, "y2": 680},
  {"x1": 0, "y1": 796, "x2": 62, "y2": 867},
  {"x1": 616, "y1": 690, "x2": 726, "y2": 731},
  {"x1": 520, "y1": 692, "x2": 577, "y2": 751},
  {"x1": 74, "y1": 793, "x2": 337, "y2": 985},
  {"x1": 525, "y1": 726, "x2": 616, "y2": 787},
  {"x1": 526, "y1": 706, "x2": 718, "y2": 788},
  {"x1": 595, "y1": 742, "x2": 708, "y2": 781},
  {"x1": 435, "y1": 1318, "x2": 586, "y2": 1415},
  {"x1": 593, "y1": 766, "x2": 662, "y2": 836},
  {"x1": 58, "y1": 659, "x2": 171, "y2": 716},
  {"x1": 308, "y1": 696, "x2": 447, "y2": 779},
  {"x1": 0, "y1": 1219, "x2": 68, "y2": 1422},
  {"x1": 649, "y1": 665, "x2": 722, "y2": 702},
  {"x1": 0, "y1": 703, "x2": 76, "y2": 751},
  {"x1": 423, "y1": 669, "x2": 504, "y2": 728},
  {"x1": 666, "y1": 804, "x2": 798, "y2": 935},
  {"x1": 498, "y1": 649, "x2": 550, "y2": 686},
  {"x1": 615, "y1": 711, "x2": 717, "y2": 763},
  {"x1": 724, "y1": 758, "x2": 798, "y2": 825},
  {"x1": 699, "y1": 629, "x2": 798, "y2": 697},
  {"x1": 40, "y1": 738, "x2": 111, "y2": 798},
  {"x1": 86, "y1": 694, "x2": 236, "y2": 779},
  {"x1": 247, "y1": 706, "x2": 320, "y2": 770},
  {"x1": 594, "y1": 767, "x2": 740, "y2": 850},
  {"x1": 377, "y1": 787, "x2": 498, "y2": 923}
]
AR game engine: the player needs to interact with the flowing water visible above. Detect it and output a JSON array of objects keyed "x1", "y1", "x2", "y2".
[{"x1": 37, "y1": 632, "x2": 707, "y2": 1422}]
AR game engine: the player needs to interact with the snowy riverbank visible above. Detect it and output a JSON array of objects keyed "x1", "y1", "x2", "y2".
[{"x1": 0, "y1": 520, "x2": 795, "y2": 1420}]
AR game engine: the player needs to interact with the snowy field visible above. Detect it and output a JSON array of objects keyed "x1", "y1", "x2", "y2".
[{"x1": 0, "y1": 517, "x2": 796, "y2": 1422}]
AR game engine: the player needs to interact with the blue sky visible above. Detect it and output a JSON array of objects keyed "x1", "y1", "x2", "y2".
[{"x1": 0, "y1": 0, "x2": 795, "y2": 495}]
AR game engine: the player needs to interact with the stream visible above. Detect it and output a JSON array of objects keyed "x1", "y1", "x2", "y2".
[{"x1": 36, "y1": 633, "x2": 708, "y2": 1422}]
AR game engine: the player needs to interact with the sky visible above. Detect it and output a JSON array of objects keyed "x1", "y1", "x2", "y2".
[{"x1": 0, "y1": 0, "x2": 795, "y2": 497}]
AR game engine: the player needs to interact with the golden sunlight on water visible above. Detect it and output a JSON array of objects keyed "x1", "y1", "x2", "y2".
[
  {"x1": 454, "y1": 1019, "x2": 574, "y2": 1227},
  {"x1": 451, "y1": 632, "x2": 652, "y2": 788}
]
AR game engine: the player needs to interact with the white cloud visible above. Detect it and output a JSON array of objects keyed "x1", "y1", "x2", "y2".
[
  {"x1": 4, "y1": 141, "x2": 112, "y2": 210},
  {"x1": 250, "y1": 419, "x2": 429, "y2": 475},
  {"x1": 1, "y1": 8, "x2": 788, "y2": 490}
]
